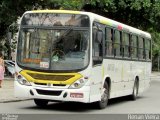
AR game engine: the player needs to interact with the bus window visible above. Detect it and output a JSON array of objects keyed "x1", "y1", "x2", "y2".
[
  {"x1": 105, "y1": 28, "x2": 113, "y2": 56},
  {"x1": 145, "y1": 39, "x2": 151, "y2": 60},
  {"x1": 123, "y1": 32, "x2": 130, "y2": 58},
  {"x1": 139, "y1": 37, "x2": 144, "y2": 60},
  {"x1": 114, "y1": 30, "x2": 121, "y2": 57},
  {"x1": 131, "y1": 35, "x2": 138, "y2": 59},
  {"x1": 92, "y1": 23, "x2": 103, "y2": 65},
  {"x1": 149, "y1": 40, "x2": 151, "y2": 60}
]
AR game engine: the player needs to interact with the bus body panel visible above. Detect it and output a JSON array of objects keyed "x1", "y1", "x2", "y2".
[
  {"x1": 14, "y1": 81, "x2": 90, "y2": 103},
  {"x1": 101, "y1": 59, "x2": 151, "y2": 99}
]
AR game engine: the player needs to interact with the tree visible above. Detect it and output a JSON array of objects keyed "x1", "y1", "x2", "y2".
[
  {"x1": 0, "y1": 0, "x2": 59, "y2": 59},
  {"x1": 1, "y1": 0, "x2": 160, "y2": 70}
]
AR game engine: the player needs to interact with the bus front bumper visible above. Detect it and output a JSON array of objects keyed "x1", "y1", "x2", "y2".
[{"x1": 14, "y1": 81, "x2": 90, "y2": 103}]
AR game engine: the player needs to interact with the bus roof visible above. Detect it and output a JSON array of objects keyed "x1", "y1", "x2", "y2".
[{"x1": 26, "y1": 10, "x2": 151, "y2": 39}]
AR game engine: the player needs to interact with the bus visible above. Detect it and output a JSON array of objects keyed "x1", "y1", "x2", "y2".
[{"x1": 14, "y1": 10, "x2": 151, "y2": 109}]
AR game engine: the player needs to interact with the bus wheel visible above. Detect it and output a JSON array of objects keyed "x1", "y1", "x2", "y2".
[
  {"x1": 34, "y1": 99, "x2": 48, "y2": 107},
  {"x1": 95, "y1": 82, "x2": 109, "y2": 109},
  {"x1": 130, "y1": 79, "x2": 138, "y2": 100}
]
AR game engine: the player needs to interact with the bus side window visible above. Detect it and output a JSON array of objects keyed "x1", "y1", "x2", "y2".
[
  {"x1": 143, "y1": 38, "x2": 146, "y2": 59},
  {"x1": 145, "y1": 39, "x2": 151, "y2": 60},
  {"x1": 149, "y1": 40, "x2": 151, "y2": 60},
  {"x1": 92, "y1": 24, "x2": 103, "y2": 65},
  {"x1": 114, "y1": 30, "x2": 121, "y2": 57},
  {"x1": 105, "y1": 28, "x2": 113, "y2": 56},
  {"x1": 123, "y1": 32, "x2": 130, "y2": 58},
  {"x1": 131, "y1": 35, "x2": 138, "y2": 59},
  {"x1": 138, "y1": 37, "x2": 144, "y2": 60}
]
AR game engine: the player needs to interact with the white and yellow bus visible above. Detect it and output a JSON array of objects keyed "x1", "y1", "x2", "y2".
[{"x1": 14, "y1": 10, "x2": 151, "y2": 109}]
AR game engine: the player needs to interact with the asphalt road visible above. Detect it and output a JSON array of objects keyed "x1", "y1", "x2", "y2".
[{"x1": 0, "y1": 78, "x2": 160, "y2": 115}]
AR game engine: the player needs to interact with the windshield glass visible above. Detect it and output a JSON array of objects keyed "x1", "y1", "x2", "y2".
[{"x1": 17, "y1": 13, "x2": 90, "y2": 71}]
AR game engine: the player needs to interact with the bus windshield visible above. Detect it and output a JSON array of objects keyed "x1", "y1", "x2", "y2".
[{"x1": 17, "y1": 13, "x2": 90, "y2": 71}]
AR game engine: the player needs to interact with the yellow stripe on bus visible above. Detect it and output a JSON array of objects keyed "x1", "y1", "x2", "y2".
[
  {"x1": 20, "y1": 70, "x2": 82, "y2": 85},
  {"x1": 100, "y1": 20, "x2": 112, "y2": 26},
  {"x1": 32, "y1": 10, "x2": 80, "y2": 14}
]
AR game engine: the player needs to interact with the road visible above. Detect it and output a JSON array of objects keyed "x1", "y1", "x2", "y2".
[{"x1": 0, "y1": 78, "x2": 160, "y2": 115}]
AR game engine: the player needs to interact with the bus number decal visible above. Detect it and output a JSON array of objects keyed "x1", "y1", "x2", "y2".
[{"x1": 40, "y1": 62, "x2": 49, "y2": 68}]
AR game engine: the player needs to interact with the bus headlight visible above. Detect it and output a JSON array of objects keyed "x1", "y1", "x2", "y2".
[
  {"x1": 16, "y1": 74, "x2": 31, "y2": 86},
  {"x1": 69, "y1": 78, "x2": 88, "y2": 89}
]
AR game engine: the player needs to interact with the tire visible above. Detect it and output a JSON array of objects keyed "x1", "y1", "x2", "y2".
[
  {"x1": 130, "y1": 79, "x2": 138, "y2": 100},
  {"x1": 34, "y1": 99, "x2": 49, "y2": 107},
  {"x1": 95, "y1": 82, "x2": 109, "y2": 109}
]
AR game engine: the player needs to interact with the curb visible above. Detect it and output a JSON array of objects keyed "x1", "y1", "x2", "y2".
[{"x1": 0, "y1": 99, "x2": 32, "y2": 103}]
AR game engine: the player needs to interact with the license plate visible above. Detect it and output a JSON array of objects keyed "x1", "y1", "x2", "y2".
[{"x1": 70, "y1": 93, "x2": 83, "y2": 98}]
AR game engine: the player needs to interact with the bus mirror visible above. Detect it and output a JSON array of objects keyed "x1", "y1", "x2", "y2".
[{"x1": 97, "y1": 31, "x2": 103, "y2": 43}]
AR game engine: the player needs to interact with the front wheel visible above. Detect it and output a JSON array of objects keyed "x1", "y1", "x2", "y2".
[
  {"x1": 95, "y1": 82, "x2": 109, "y2": 109},
  {"x1": 34, "y1": 99, "x2": 49, "y2": 107}
]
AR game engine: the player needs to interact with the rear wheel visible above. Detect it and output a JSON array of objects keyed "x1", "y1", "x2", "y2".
[
  {"x1": 95, "y1": 82, "x2": 109, "y2": 109},
  {"x1": 130, "y1": 79, "x2": 139, "y2": 100},
  {"x1": 34, "y1": 99, "x2": 49, "y2": 107}
]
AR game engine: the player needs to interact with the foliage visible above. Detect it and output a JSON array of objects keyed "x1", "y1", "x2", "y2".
[{"x1": 1, "y1": 0, "x2": 160, "y2": 69}]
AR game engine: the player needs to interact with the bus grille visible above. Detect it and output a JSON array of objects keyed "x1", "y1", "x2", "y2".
[
  {"x1": 27, "y1": 73, "x2": 74, "y2": 81},
  {"x1": 34, "y1": 82, "x2": 66, "y2": 87},
  {"x1": 36, "y1": 89, "x2": 62, "y2": 96}
]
